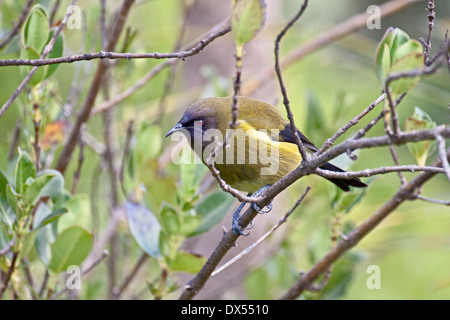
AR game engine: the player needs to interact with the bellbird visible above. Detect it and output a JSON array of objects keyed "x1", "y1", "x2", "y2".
[{"x1": 166, "y1": 96, "x2": 367, "y2": 234}]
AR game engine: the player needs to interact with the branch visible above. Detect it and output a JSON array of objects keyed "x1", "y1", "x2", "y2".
[
  {"x1": 274, "y1": 0, "x2": 309, "y2": 161},
  {"x1": 281, "y1": 147, "x2": 449, "y2": 299},
  {"x1": 420, "y1": 0, "x2": 435, "y2": 64},
  {"x1": 91, "y1": 21, "x2": 231, "y2": 115},
  {"x1": 316, "y1": 93, "x2": 386, "y2": 155},
  {"x1": 0, "y1": 45, "x2": 237, "y2": 67},
  {"x1": 315, "y1": 164, "x2": 446, "y2": 180},
  {"x1": 436, "y1": 134, "x2": 450, "y2": 181}
]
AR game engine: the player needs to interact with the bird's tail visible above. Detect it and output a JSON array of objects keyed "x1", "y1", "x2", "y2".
[{"x1": 319, "y1": 162, "x2": 367, "y2": 192}]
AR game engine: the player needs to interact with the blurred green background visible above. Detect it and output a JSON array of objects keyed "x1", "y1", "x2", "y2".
[{"x1": 0, "y1": 0, "x2": 449, "y2": 299}]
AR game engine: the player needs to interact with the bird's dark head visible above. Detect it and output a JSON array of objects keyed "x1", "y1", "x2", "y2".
[{"x1": 166, "y1": 97, "x2": 231, "y2": 145}]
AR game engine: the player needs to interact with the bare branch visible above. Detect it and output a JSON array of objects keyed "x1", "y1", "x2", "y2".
[
  {"x1": 91, "y1": 21, "x2": 231, "y2": 115},
  {"x1": 436, "y1": 134, "x2": 450, "y2": 181},
  {"x1": 413, "y1": 194, "x2": 450, "y2": 206},
  {"x1": 420, "y1": 0, "x2": 435, "y2": 64},
  {"x1": 315, "y1": 164, "x2": 445, "y2": 180},
  {"x1": 316, "y1": 93, "x2": 386, "y2": 155},
  {"x1": 274, "y1": 0, "x2": 309, "y2": 161}
]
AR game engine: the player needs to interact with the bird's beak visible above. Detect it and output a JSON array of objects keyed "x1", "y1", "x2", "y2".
[{"x1": 165, "y1": 122, "x2": 183, "y2": 138}]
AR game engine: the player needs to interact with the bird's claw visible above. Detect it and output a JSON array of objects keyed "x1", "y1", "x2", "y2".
[
  {"x1": 231, "y1": 185, "x2": 272, "y2": 235},
  {"x1": 251, "y1": 201, "x2": 273, "y2": 214},
  {"x1": 232, "y1": 217, "x2": 250, "y2": 236}
]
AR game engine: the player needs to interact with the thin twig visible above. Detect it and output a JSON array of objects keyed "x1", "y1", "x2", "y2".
[
  {"x1": 421, "y1": 0, "x2": 435, "y2": 65},
  {"x1": 389, "y1": 145, "x2": 407, "y2": 185},
  {"x1": 315, "y1": 164, "x2": 445, "y2": 180},
  {"x1": 7, "y1": 119, "x2": 22, "y2": 161},
  {"x1": 0, "y1": 40, "x2": 243, "y2": 67},
  {"x1": 353, "y1": 93, "x2": 407, "y2": 141},
  {"x1": 32, "y1": 104, "x2": 41, "y2": 172},
  {"x1": 436, "y1": 134, "x2": 450, "y2": 181},
  {"x1": 0, "y1": 239, "x2": 15, "y2": 257},
  {"x1": 413, "y1": 194, "x2": 450, "y2": 206},
  {"x1": 49, "y1": 0, "x2": 61, "y2": 26},
  {"x1": 0, "y1": 252, "x2": 18, "y2": 299},
  {"x1": 114, "y1": 252, "x2": 149, "y2": 299},
  {"x1": 274, "y1": 0, "x2": 309, "y2": 161},
  {"x1": 91, "y1": 21, "x2": 231, "y2": 115},
  {"x1": 316, "y1": 93, "x2": 386, "y2": 156},
  {"x1": 71, "y1": 130, "x2": 86, "y2": 194}
]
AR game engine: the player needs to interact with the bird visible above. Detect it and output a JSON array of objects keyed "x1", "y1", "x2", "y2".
[{"x1": 166, "y1": 96, "x2": 367, "y2": 234}]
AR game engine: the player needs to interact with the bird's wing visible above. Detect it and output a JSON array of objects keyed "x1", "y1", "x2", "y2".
[{"x1": 279, "y1": 124, "x2": 318, "y2": 152}]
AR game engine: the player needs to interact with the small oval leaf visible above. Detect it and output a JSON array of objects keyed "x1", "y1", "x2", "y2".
[
  {"x1": 126, "y1": 202, "x2": 161, "y2": 258},
  {"x1": 15, "y1": 150, "x2": 36, "y2": 195},
  {"x1": 231, "y1": 0, "x2": 266, "y2": 46},
  {"x1": 49, "y1": 226, "x2": 93, "y2": 274},
  {"x1": 188, "y1": 191, "x2": 234, "y2": 237}
]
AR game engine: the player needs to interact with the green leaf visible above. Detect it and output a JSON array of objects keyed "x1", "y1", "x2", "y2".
[
  {"x1": 136, "y1": 123, "x2": 162, "y2": 162},
  {"x1": 231, "y1": 0, "x2": 266, "y2": 46},
  {"x1": 33, "y1": 205, "x2": 68, "y2": 230},
  {"x1": 57, "y1": 194, "x2": 92, "y2": 233},
  {"x1": 44, "y1": 28, "x2": 64, "y2": 79},
  {"x1": 22, "y1": 4, "x2": 49, "y2": 52},
  {"x1": 15, "y1": 151, "x2": 36, "y2": 195},
  {"x1": 189, "y1": 191, "x2": 235, "y2": 237},
  {"x1": 34, "y1": 226, "x2": 52, "y2": 265},
  {"x1": 20, "y1": 46, "x2": 47, "y2": 85},
  {"x1": 389, "y1": 41, "x2": 423, "y2": 96},
  {"x1": 170, "y1": 251, "x2": 206, "y2": 274},
  {"x1": 375, "y1": 43, "x2": 391, "y2": 85},
  {"x1": 389, "y1": 28, "x2": 411, "y2": 62},
  {"x1": 0, "y1": 170, "x2": 9, "y2": 204},
  {"x1": 25, "y1": 170, "x2": 64, "y2": 205},
  {"x1": 375, "y1": 28, "x2": 424, "y2": 98},
  {"x1": 126, "y1": 201, "x2": 161, "y2": 258},
  {"x1": 17, "y1": 230, "x2": 38, "y2": 264},
  {"x1": 160, "y1": 203, "x2": 180, "y2": 236},
  {"x1": 6, "y1": 184, "x2": 21, "y2": 215},
  {"x1": 405, "y1": 107, "x2": 436, "y2": 166},
  {"x1": 49, "y1": 226, "x2": 93, "y2": 274}
]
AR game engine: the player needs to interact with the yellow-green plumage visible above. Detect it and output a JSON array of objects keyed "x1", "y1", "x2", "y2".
[{"x1": 167, "y1": 96, "x2": 366, "y2": 193}]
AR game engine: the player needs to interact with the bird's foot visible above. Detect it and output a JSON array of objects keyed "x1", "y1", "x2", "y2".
[
  {"x1": 231, "y1": 186, "x2": 272, "y2": 235},
  {"x1": 250, "y1": 185, "x2": 272, "y2": 214}
]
